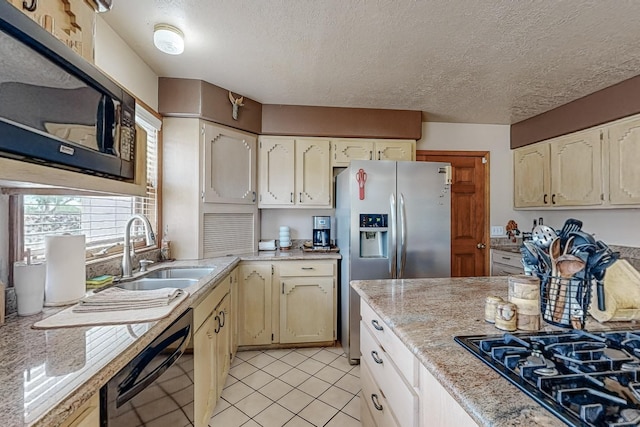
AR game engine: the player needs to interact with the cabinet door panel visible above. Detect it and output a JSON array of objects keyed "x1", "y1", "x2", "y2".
[
  {"x1": 259, "y1": 138, "x2": 295, "y2": 205},
  {"x1": 550, "y1": 131, "x2": 602, "y2": 206},
  {"x1": 513, "y1": 144, "x2": 550, "y2": 207},
  {"x1": 194, "y1": 315, "x2": 216, "y2": 427},
  {"x1": 608, "y1": 117, "x2": 640, "y2": 205},
  {"x1": 238, "y1": 264, "x2": 272, "y2": 346},
  {"x1": 332, "y1": 139, "x2": 374, "y2": 167},
  {"x1": 280, "y1": 277, "x2": 333, "y2": 343},
  {"x1": 295, "y1": 139, "x2": 331, "y2": 206},
  {"x1": 215, "y1": 294, "x2": 231, "y2": 398},
  {"x1": 203, "y1": 123, "x2": 256, "y2": 204},
  {"x1": 375, "y1": 140, "x2": 414, "y2": 161}
]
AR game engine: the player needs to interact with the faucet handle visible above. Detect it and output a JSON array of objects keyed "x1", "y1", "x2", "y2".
[{"x1": 139, "y1": 259, "x2": 154, "y2": 272}]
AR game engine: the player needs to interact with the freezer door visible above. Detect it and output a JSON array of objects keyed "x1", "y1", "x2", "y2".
[{"x1": 396, "y1": 161, "x2": 451, "y2": 278}]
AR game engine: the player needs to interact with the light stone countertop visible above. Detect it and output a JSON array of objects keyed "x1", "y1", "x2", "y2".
[
  {"x1": 0, "y1": 250, "x2": 340, "y2": 427},
  {"x1": 351, "y1": 276, "x2": 639, "y2": 427}
]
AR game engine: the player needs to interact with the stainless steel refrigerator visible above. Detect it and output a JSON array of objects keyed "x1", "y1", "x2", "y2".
[{"x1": 336, "y1": 160, "x2": 451, "y2": 364}]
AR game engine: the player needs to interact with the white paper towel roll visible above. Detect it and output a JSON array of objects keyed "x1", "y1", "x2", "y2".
[
  {"x1": 45, "y1": 234, "x2": 86, "y2": 306},
  {"x1": 13, "y1": 262, "x2": 46, "y2": 316}
]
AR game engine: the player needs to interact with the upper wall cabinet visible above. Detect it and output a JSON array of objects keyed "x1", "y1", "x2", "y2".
[
  {"x1": 607, "y1": 115, "x2": 640, "y2": 205},
  {"x1": 8, "y1": 0, "x2": 95, "y2": 63},
  {"x1": 513, "y1": 143, "x2": 551, "y2": 207},
  {"x1": 202, "y1": 123, "x2": 257, "y2": 204},
  {"x1": 331, "y1": 139, "x2": 415, "y2": 167},
  {"x1": 259, "y1": 137, "x2": 332, "y2": 208}
]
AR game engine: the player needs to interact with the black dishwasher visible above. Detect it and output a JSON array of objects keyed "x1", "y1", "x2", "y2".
[{"x1": 101, "y1": 308, "x2": 194, "y2": 426}]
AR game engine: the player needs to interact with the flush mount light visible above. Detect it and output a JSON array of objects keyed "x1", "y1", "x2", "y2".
[{"x1": 153, "y1": 24, "x2": 184, "y2": 55}]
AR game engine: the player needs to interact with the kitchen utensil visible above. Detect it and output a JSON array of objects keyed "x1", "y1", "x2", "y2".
[
  {"x1": 545, "y1": 238, "x2": 562, "y2": 319},
  {"x1": 558, "y1": 218, "x2": 583, "y2": 244},
  {"x1": 520, "y1": 245, "x2": 538, "y2": 275},
  {"x1": 553, "y1": 254, "x2": 586, "y2": 323},
  {"x1": 356, "y1": 168, "x2": 367, "y2": 200},
  {"x1": 532, "y1": 225, "x2": 557, "y2": 249},
  {"x1": 591, "y1": 250, "x2": 620, "y2": 311},
  {"x1": 524, "y1": 241, "x2": 550, "y2": 273}
]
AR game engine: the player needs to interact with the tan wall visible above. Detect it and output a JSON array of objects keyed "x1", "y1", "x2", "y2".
[{"x1": 94, "y1": 17, "x2": 159, "y2": 110}]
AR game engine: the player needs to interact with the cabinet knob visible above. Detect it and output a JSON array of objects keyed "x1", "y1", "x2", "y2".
[
  {"x1": 290, "y1": 193, "x2": 294, "y2": 203},
  {"x1": 552, "y1": 194, "x2": 556, "y2": 205},
  {"x1": 23, "y1": 0, "x2": 38, "y2": 12},
  {"x1": 543, "y1": 194, "x2": 548, "y2": 204},
  {"x1": 477, "y1": 243, "x2": 486, "y2": 249}
]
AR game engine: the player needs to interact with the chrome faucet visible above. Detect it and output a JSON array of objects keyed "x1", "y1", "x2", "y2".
[{"x1": 122, "y1": 214, "x2": 156, "y2": 278}]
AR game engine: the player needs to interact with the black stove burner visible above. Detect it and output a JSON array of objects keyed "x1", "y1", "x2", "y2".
[{"x1": 455, "y1": 330, "x2": 640, "y2": 426}]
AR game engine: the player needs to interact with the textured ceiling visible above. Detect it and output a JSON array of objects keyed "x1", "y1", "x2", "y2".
[{"x1": 102, "y1": 0, "x2": 640, "y2": 124}]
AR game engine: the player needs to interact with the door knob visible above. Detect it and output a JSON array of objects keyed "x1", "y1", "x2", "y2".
[{"x1": 477, "y1": 243, "x2": 486, "y2": 249}]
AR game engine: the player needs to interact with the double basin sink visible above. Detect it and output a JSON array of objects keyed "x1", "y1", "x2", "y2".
[{"x1": 116, "y1": 267, "x2": 215, "y2": 291}]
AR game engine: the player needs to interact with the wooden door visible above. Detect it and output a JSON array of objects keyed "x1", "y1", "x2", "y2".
[
  {"x1": 238, "y1": 264, "x2": 272, "y2": 345},
  {"x1": 606, "y1": 116, "x2": 640, "y2": 205},
  {"x1": 258, "y1": 137, "x2": 295, "y2": 206},
  {"x1": 375, "y1": 140, "x2": 415, "y2": 161},
  {"x1": 295, "y1": 138, "x2": 332, "y2": 206},
  {"x1": 550, "y1": 130, "x2": 602, "y2": 206},
  {"x1": 202, "y1": 122, "x2": 257, "y2": 204},
  {"x1": 280, "y1": 277, "x2": 334, "y2": 343},
  {"x1": 332, "y1": 139, "x2": 374, "y2": 167},
  {"x1": 513, "y1": 144, "x2": 550, "y2": 207},
  {"x1": 417, "y1": 151, "x2": 489, "y2": 277}
]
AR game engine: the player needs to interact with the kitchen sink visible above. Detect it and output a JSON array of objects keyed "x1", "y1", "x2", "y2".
[
  {"x1": 142, "y1": 267, "x2": 216, "y2": 280},
  {"x1": 116, "y1": 278, "x2": 199, "y2": 291}
]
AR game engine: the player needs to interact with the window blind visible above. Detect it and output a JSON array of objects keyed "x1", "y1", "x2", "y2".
[{"x1": 21, "y1": 108, "x2": 160, "y2": 260}]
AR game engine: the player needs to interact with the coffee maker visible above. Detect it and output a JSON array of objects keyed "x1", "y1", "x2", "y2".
[{"x1": 312, "y1": 216, "x2": 331, "y2": 248}]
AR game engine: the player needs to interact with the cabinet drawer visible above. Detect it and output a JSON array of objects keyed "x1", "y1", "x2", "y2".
[
  {"x1": 491, "y1": 264, "x2": 524, "y2": 277},
  {"x1": 361, "y1": 360, "x2": 400, "y2": 427},
  {"x1": 361, "y1": 324, "x2": 418, "y2": 427},
  {"x1": 491, "y1": 250, "x2": 522, "y2": 268},
  {"x1": 194, "y1": 277, "x2": 230, "y2": 331},
  {"x1": 361, "y1": 300, "x2": 417, "y2": 386},
  {"x1": 278, "y1": 261, "x2": 334, "y2": 277}
]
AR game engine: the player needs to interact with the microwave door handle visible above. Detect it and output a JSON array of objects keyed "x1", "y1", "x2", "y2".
[
  {"x1": 399, "y1": 193, "x2": 407, "y2": 279},
  {"x1": 389, "y1": 193, "x2": 397, "y2": 279},
  {"x1": 97, "y1": 95, "x2": 116, "y2": 154},
  {"x1": 116, "y1": 325, "x2": 190, "y2": 407}
]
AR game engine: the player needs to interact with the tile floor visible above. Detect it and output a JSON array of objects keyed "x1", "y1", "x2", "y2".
[{"x1": 210, "y1": 346, "x2": 361, "y2": 427}]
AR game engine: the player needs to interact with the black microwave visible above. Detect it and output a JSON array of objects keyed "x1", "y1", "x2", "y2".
[{"x1": 0, "y1": 1, "x2": 136, "y2": 181}]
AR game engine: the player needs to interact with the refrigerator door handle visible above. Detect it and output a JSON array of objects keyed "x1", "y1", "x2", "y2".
[
  {"x1": 399, "y1": 192, "x2": 407, "y2": 278},
  {"x1": 389, "y1": 193, "x2": 397, "y2": 278}
]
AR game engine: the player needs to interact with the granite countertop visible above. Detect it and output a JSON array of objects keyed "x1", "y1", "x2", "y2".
[
  {"x1": 350, "y1": 277, "x2": 637, "y2": 427},
  {"x1": 0, "y1": 251, "x2": 340, "y2": 427}
]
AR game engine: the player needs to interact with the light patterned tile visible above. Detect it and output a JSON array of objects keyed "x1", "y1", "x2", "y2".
[
  {"x1": 230, "y1": 361, "x2": 258, "y2": 380},
  {"x1": 234, "y1": 391, "x2": 272, "y2": 418},
  {"x1": 298, "y1": 399, "x2": 337, "y2": 427},
  {"x1": 221, "y1": 381, "x2": 254, "y2": 404},
  {"x1": 277, "y1": 389, "x2": 314, "y2": 414},
  {"x1": 281, "y1": 351, "x2": 307, "y2": 367},
  {"x1": 324, "y1": 346, "x2": 345, "y2": 355},
  {"x1": 298, "y1": 376, "x2": 331, "y2": 398},
  {"x1": 329, "y1": 355, "x2": 353, "y2": 372},
  {"x1": 209, "y1": 406, "x2": 249, "y2": 427},
  {"x1": 236, "y1": 350, "x2": 262, "y2": 361},
  {"x1": 318, "y1": 386, "x2": 353, "y2": 410},
  {"x1": 223, "y1": 373, "x2": 239, "y2": 389},
  {"x1": 325, "y1": 411, "x2": 361, "y2": 427},
  {"x1": 263, "y1": 348, "x2": 293, "y2": 359},
  {"x1": 311, "y1": 349, "x2": 340, "y2": 364},
  {"x1": 334, "y1": 373, "x2": 360, "y2": 395},
  {"x1": 283, "y1": 415, "x2": 315, "y2": 426},
  {"x1": 342, "y1": 395, "x2": 360, "y2": 421},
  {"x1": 296, "y1": 358, "x2": 325, "y2": 375},
  {"x1": 262, "y1": 359, "x2": 292, "y2": 377},
  {"x1": 295, "y1": 347, "x2": 322, "y2": 356},
  {"x1": 241, "y1": 370, "x2": 275, "y2": 389},
  {"x1": 211, "y1": 398, "x2": 230, "y2": 417},
  {"x1": 280, "y1": 367, "x2": 311, "y2": 387},
  {"x1": 246, "y1": 352, "x2": 278, "y2": 369},
  {"x1": 314, "y1": 365, "x2": 345, "y2": 384},
  {"x1": 259, "y1": 378, "x2": 294, "y2": 401},
  {"x1": 253, "y1": 403, "x2": 295, "y2": 427},
  {"x1": 349, "y1": 364, "x2": 360, "y2": 378},
  {"x1": 241, "y1": 420, "x2": 261, "y2": 427}
]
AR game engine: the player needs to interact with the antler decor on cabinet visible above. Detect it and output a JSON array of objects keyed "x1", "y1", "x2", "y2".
[{"x1": 228, "y1": 91, "x2": 244, "y2": 120}]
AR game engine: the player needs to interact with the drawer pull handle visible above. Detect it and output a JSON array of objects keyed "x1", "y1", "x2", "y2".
[
  {"x1": 371, "y1": 320, "x2": 384, "y2": 331},
  {"x1": 214, "y1": 315, "x2": 221, "y2": 334},
  {"x1": 371, "y1": 394, "x2": 383, "y2": 411},
  {"x1": 219, "y1": 310, "x2": 225, "y2": 327},
  {"x1": 501, "y1": 256, "x2": 511, "y2": 261},
  {"x1": 301, "y1": 267, "x2": 314, "y2": 270},
  {"x1": 371, "y1": 351, "x2": 383, "y2": 364}
]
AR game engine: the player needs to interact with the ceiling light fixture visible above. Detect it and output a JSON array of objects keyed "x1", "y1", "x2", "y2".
[{"x1": 153, "y1": 24, "x2": 184, "y2": 55}]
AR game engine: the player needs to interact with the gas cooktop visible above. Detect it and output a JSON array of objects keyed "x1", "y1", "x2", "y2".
[{"x1": 455, "y1": 330, "x2": 640, "y2": 427}]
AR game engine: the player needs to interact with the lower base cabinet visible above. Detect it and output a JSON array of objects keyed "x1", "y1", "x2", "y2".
[
  {"x1": 60, "y1": 394, "x2": 100, "y2": 427},
  {"x1": 419, "y1": 364, "x2": 477, "y2": 427}
]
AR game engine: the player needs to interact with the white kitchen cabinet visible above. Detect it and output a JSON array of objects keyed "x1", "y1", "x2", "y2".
[
  {"x1": 258, "y1": 136, "x2": 332, "y2": 208},
  {"x1": 419, "y1": 364, "x2": 477, "y2": 427},
  {"x1": 278, "y1": 261, "x2": 336, "y2": 344},
  {"x1": 606, "y1": 115, "x2": 640, "y2": 205},
  {"x1": 490, "y1": 249, "x2": 523, "y2": 276},
  {"x1": 229, "y1": 267, "x2": 239, "y2": 360},
  {"x1": 59, "y1": 394, "x2": 99, "y2": 427},
  {"x1": 194, "y1": 277, "x2": 231, "y2": 427},
  {"x1": 513, "y1": 128, "x2": 602, "y2": 208},
  {"x1": 163, "y1": 118, "x2": 258, "y2": 258},
  {"x1": 202, "y1": 122, "x2": 257, "y2": 204},
  {"x1": 331, "y1": 138, "x2": 416, "y2": 167},
  {"x1": 238, "y1": 263, "x2": 274, "y2": 346}
]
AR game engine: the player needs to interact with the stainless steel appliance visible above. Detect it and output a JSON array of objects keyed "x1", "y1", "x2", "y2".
[
  {"x1": 336, "y1": 160, "x2": 451, "y2": 363},
  {"x1": 0, "y1": 2, "x2": 137, "y2": 181},
  {"x1": 313, "y1": 215, "x2": 331, "y2": 248},
  {"x1": 101, "y1": 309, "x2": 194, "y2": 426},
  {"x1": 456, "y1": 329, "x2": 640, "y2": 426}
]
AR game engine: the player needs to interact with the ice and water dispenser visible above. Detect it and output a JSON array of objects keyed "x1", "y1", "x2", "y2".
[{"x1": 359, "y1": 214, "x2": 388, "y2": 258}]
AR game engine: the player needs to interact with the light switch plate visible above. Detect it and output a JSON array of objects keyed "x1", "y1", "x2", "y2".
[{"x1": 491, "y1": 225, "x2": 505, "y2": 237}]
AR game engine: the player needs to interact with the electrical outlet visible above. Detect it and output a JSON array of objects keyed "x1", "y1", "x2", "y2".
[{"x1": 491, "y1": 226, "x2": 505, "y2": 237}]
